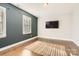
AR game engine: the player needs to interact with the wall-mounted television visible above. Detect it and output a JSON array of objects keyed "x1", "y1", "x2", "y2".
[{"x1": 46, "y1": 21, "x2": 59, "y2": 28}]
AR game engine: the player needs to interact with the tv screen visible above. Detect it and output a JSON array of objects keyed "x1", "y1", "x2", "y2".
[{"x1": 46, "y1": 21, "x2": 59, "y2": 28}]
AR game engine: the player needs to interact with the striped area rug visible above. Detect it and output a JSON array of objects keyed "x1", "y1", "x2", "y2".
[{"x1": 25, "y1": 40, "x2": 67, "y2": 56}]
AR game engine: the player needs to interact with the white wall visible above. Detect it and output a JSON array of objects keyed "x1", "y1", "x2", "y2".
[
  {"x1": 38, "y1": 13, "x2": 72, "y2": 41},
  {"x1": 72, "y1": 4, "x2": 79, "y2": 46},
  {"x1": 38, "y1": 4, "x2": 79, "y2": 46}
]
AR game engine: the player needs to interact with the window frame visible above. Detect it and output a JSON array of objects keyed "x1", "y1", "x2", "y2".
[
  {"x1": 23, "y1": 15, "x2": 31, "y2": 34},
  {"x1": 0, "y1": 6, "x2": 6, "y2": 38}
]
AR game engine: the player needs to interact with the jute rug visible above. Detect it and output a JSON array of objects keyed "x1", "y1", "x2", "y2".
[{"x1": 25, "y1": 40, "x2": 67, "y2": 56}]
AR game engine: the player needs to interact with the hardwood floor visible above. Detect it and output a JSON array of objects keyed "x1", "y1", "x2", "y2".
[
  {"x1": 1, "y1": 46, "x2": 40, "y2": 56},
  {"x1": 0, "y1": 40, "x2": 67, "y2": 56},
  {"x1": 0, "y1": 39, "x2": 39, "y2": 56},
  {"x1": 0, "y1": 37, "x2": 79, "y2": 56}
]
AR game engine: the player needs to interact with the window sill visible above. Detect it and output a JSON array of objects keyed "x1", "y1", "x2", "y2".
[{"x1": 0, "y1": 34, "x2": 6, "y2": 38}]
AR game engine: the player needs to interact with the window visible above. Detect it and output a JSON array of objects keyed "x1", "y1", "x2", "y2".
[
  {"x1": 23, "y1": 15, "x2": 31, "y2": 34},
  {"x1": 0, "y1": 6, "x2": 6, "y2": 38}
]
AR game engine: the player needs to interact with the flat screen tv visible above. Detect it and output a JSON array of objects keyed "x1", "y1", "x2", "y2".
[{"x1": 46, "y1": 21, "x2": 59, "y2": 28}]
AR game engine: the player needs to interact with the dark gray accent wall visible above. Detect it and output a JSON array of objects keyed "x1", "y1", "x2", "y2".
[{"x1": 0, "y1": 3, "x2": 38, "y2": 48}]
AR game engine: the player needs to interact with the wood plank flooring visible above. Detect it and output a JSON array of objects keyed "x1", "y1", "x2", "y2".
[{"x1": 0, "y1": 37, "x2": 79, "y2": 56}]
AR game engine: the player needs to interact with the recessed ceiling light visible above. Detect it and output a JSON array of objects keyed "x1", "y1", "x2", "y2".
[{"x1": 44, "y1": 3, "x2": 48, "y2": 7}]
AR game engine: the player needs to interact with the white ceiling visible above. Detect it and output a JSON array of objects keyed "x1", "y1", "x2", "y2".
[{"x1": 12, "y1": 3, "x2": 78, "y2": 17}]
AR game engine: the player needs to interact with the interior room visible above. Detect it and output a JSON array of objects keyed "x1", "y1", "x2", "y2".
[{"x1": 0, "y1": 3, "x2": 79, "y2": 56}]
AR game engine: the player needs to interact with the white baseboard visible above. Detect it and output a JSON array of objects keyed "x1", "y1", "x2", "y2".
[
  {"x1": 0, "y1": 36, "x2": 78, "y2": 52},
  {"x1": 0, "y1": 36, "x2": 37, "y2": 52},
  {"x1": 72, "y1": 40, "x2": 79, "y2": 47},
  {"x1": 37, "y1": 36, "x2": 72, "y2": 41},
  {"x1": 38, "y1": 36, "x2": 79, "y2": 47}
]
